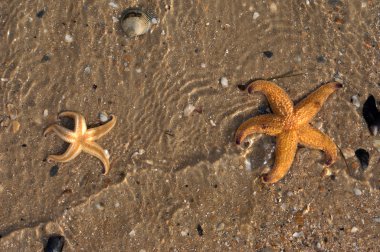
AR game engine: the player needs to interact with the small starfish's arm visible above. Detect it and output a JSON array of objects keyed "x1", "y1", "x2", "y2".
[
  {"x1": 59, "y1": 111, "x2": 87, "y2": 135},
  {"x1": 84, "y1": 115, "x2": 117, "y2": 141},
  {"x1": 248, "y1": 80, "x2": 294, "y2": 116},
  {"x1": 262, "y1": 130, "x2": 298, "y2": 183},
  {"x1": 235, "y1": 114, "x2": 284, "y2": 144},
  {"x1": 82, "y1": 141, "x2": 110, "y2": 174},
  {"x1": 298, "y1": 125, "x2": 337, "y2": 165},
  {"x1": 44, "y1": 124, "x2": 77, "y2": 143},
  {"x1": 294, "y1": 82, "x2": 342, "y2": 126},
  {"x1": 47, "y1": 143, "x2": 82, "y2": 162}
]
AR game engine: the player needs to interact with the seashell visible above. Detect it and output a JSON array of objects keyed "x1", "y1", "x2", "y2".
[
  {"x1": 362, "y1": 95, "x2": 380, "y2": 136},
  {"x1": 120, "y1": 8, "x2": 156, "y2": 38},
  {"x1": 355, "y1": 148, "x2": 369, "y2": 170}
]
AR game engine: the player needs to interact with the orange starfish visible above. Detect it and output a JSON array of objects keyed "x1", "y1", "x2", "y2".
[
  {"x1": 235, "y1": 80, "x2": 342, "y2": 183},
  {"x1": 44, "y1": 111, "x2": 117, "y2": 174}
]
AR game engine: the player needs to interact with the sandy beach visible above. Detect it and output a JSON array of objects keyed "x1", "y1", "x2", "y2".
[{"x1": 0, "y1": 0, "x2": 379, "y2": 251}]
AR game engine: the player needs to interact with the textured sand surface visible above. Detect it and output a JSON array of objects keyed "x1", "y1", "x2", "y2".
[{"x1": 0, "y1": 0, "x2": 379, "y2": 251}]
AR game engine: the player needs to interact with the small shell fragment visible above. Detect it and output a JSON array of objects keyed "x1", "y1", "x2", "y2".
[
  {"x1": 220, "y1": 77, "x2": 228, "y2": 88},
  {"x1": 351, "y1": 95, "x2": 360, "y2": 108},
  {"x1": 11, "y1": 120, "x2": 20, "y2": 134},
  {"x1": 184, "y1": 104, "x2": 196, "y2": 117},
  {"x1": 120, "y1": 8, "x2": 156, "y2": 38}
]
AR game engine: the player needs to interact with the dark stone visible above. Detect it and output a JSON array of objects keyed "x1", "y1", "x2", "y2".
[
  {"x1": 44, "y1": 235, "x2": 64, "y2": 252},
  {"x1": 355, "y1": 149, "x2": 370, "y2": 170},
  {"x1": 41, "y1": 55, "x2": 50, "y2": 62},
  {"x1": 362, "y1": 95, "x2": 380, "y2": 135},
  {"x1": 316, "y1": 55, "x2": 326, "y2": 63},
  {"x1": 263, "y1": 51, "x2": 273, "y2": 58},
  {"x1": 50, "y1": 165, "x2": 59, "y2": 177},
  {"x1": 196, "y1": 224, "x2": 203, "y2": 236},
  {"x1": 36, "y1": 9, "x2": 45, "y2": 18},
  {"x1": 92, "y1": 84, "x2": 98, "y2": 90}
]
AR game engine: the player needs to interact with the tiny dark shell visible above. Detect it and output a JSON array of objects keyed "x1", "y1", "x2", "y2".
[
  {"x1": 355, "y1": 148, "x2": 369, "y2": 170},
  {"x1": 362, "y1": 95, "x2": 380, "y2": 136},
  {"x1": 44, "y1": 235, "x2": 64, "y2": 252}
]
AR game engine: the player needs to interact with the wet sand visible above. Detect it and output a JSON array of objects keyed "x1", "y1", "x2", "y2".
[{"x1": 0, "y1": 0, "x2": 379, "y2": 251}]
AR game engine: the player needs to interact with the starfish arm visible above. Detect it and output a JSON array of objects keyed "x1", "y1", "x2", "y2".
[
  {"x1": 262, "y1": 130, "x2": 298, "y2": 183},
  {"x1": 235, "y1": 114, "x2": 284, "y2": 144},
  {"x1": 47, "y1": 143, "x2": 82, "y2": 163},
  {"x1": 82, "y1": 141, "x2": 110, "y2": 174},
  {"x1": 44, "y1": 124, "x2": 77, "y2": 143},
  {"x1": 248, "y1": 80, "x2": 294, "y2": 116},
  {"x1": 59, "y1": 111, "x2": 87, "y2": 135},
  {"x1": 298, "y1": 125, "x2": 337, "y2": 165},
  {"x1": 294, "y1": 82, "x2": 342, "y2": 126},
  {"x1": 84, "y1": 115, "x2": 117, "y2": 141}
]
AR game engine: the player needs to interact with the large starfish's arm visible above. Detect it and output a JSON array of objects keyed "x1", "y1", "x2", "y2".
[
  {"x1": 84, "y1": 115, "x2": 117, "y2": 141},
  {"x1": 47, "y1": 143, "x2": 82, "y2": 162},
  {"x1": 82, "y1": 141, "x2": 110, "y2": 174},
  {"x1": 44, "y1": 124, "x2": 77, "y2": 143},
  {"x1": 294, "y1": 82, "x2": 342, "y2": 126},
  {"x1": 262, "y1": 130, "x2": 298, "y2": 183},
  {"x1": 235, "y1": 114, "x2": 284, "y2": 144},
  {"x1": 59, "y1": 111, "x2": 87, "y2": 135},
  {"x1": 248, "y1": 80, "x2": 294, "y2": 117},
  {"x1": 298, "y1": 125, "x2": 337, "y2": 165}
]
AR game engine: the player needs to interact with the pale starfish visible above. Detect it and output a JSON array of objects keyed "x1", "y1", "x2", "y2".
[
  {"x1": 44, "y1": 111, "x2": 117, "y2": 174},
  {"x1": 235, "y1": 80, "x2": 342, "y2": 183}
]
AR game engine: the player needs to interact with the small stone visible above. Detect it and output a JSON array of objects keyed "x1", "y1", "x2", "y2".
[
  {"x1": 373, "y1": 139, "x2": 380, "y2": 152},
  {"x1": 353, "y1": 188, "x2": 362, "y2": 196},
  {"x1": 41, "y1": 54, "x2": 50, "y2": 62},
  {"x1": 135, "y1": 68, "x2": 142, "y2": 73},
  {"x1": 129, "y1": 230, "x2": 136, "y2": 237},
  {"x1": 292, "y1": 231, "x2": 304, "y2": 238},
  {"x1": 355, "y1": 148, "x2": 369, "y2": 169},
  {"x1": 44, "y1": 235, "x2": 65, "y2": 252},
  {"x1": 99, "y1": 112, "x2": 109, "y2": 122},
  {"x1": 0, "y1": 117, "x2": 10, "y2": 127},
  {"x1": 263, "y1": 51, "x2": 273, "y2": 58},
  {"x1": 180, "y1": 229, "x2": 189, "y2": 236},
  {"x1": 50, "y1": 165, "x2": 59, "y2": 177},
  {"x1": 316, "y1": 55, "x2": 326, "y2": 63},
  {"x1": 210, "y1": 120, "x2": 216, "y2": 127},
  {"x1": 43, "y1": 109, "x2": 49, "y2": 117},
  {"x1": 342, "y1": 148, "x2": 355, "y2": 159},
  {"x1": 269, "y1": 3, "x2": 278, "y2": 13},
  {"x1": 373, "y1": 217, "x2": 380, "y2": 223},
  {"x1": 11, "y1": 120, "x2": 20, "y2": 134},
  {"x1": 1, "y1": 78, "x2": 8, "y2": 82},
  {"x1": 104, "y1": 149, "x2": 110, "y2": 159},
  {"x1": 184, "y1": 104, "x2": 196, "y2": 117},
  {"x1": 216, "y1": 222, "x2": 225, "y2": 231},
  {"x1": 220, "y1": 77, "x2": 228, "y2": 88},
  {"x1": 351, "y1": 95, "x2": 360, "y2": 108},
  {"x1": 244, "y1": 159, "x2": 252, "y2": 172},
  {"x1": 253, "y1": 12, "x2": 260, "y2": 19},
  {"x1": 151, "y1": 18, "x2": 158, "y2": 24},
  {"x1": 131, "y1": 149, "x2": 145, "y2": 159},
  {"x1": 108, "y1": 1, "x2": 118, "y2": 8},
  {"x1": 64, "y1": 34, "x2": 73, "y2": 43},
  {"x1": 350, "y1": 227, "x2": 359, "y2": 233},
  {"x1": 112, "y1": 16, "x2": 119, "y2": 23},
  {"x1": 6, "y1": 104, "x2": 18, "y2": 119},
  {"x1": 95, "y1": 202, "x2": 105, "y2": 210},
  {"x1": 36, "y1": 9, "x2": 45, "y2": 18},
  {"x1": 201, "y1": 63, "x2": 206, "y2": 68},
  {"x1": 84, "y1": 66, "x2": 91, "y2": 74}
]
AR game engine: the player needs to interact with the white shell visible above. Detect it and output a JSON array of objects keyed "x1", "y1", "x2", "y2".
[{"x1": 120, "y1": 8, "x2": 155, "y2": 37}]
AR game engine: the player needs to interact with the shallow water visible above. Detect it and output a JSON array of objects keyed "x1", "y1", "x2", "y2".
[{"x1": 0, "y1": 0, "x2": 379, "y2": 251}]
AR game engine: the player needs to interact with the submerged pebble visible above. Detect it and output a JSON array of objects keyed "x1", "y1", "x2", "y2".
[
  {"x1": 253, "y1": 12, "x2": 260, "y2": 19},
  {"x1": 351, "y1": 95, "x2": 360, "y2": 108},
  {"x1": 44, "y1": 235, "x2": 64, "y2": 252},
  {"x1": 263, "y1": 51, "x2": 273, "y2": 58},
  {"x1": 355, "y1": 148, "x2": 369, "y2": 170},
  {"x1": 362, "y1": 95, "x2": 380, "y2": 136},
  {"x1": 99, "y1": 112, "x2": 109, "y2": 122},
  {"x1": 64, "y1": 34, "x2": 73, "y2": 43},
  {"x1": 120, "y1": 8, "x2": 156, "y2": 38},
  {"x1": 184, "y1": 104, "x2": 196, "y2": 117},
  {"x1": 220, "y1": 77, "x2": 228, "y2": 88},
  {"x1": 353, "y1": 188, "x2": 362, "y2": 196}
]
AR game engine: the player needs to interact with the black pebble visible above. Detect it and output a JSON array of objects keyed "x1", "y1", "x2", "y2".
[
  {"x1": 362, "y1": 95, "x2": 380, "y2": 135},
  {"x1": 41, "y1": 55, "x2": 50, "y2": 62},
  {"x1": 44, "y1": 235, "x2": 64, "y2": 252},
  {"x1": 36, "y1": 9, "x2": 45, "y2": 18},
  {"x1": 316, "y1": 55, "x2": 326, "y2": 63},
  {"x1": 355, "y1": 148, "x2": 369, "y2": 170},
  {"x1": 196, "y1": 224, "x2": 203, "y2": 236},
  {"x1": 263, "y1": 51, "x2": 273, "y2": 58},
  {"x1": 50, "y1": 165, "x2": 59, "y2": 177}
]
